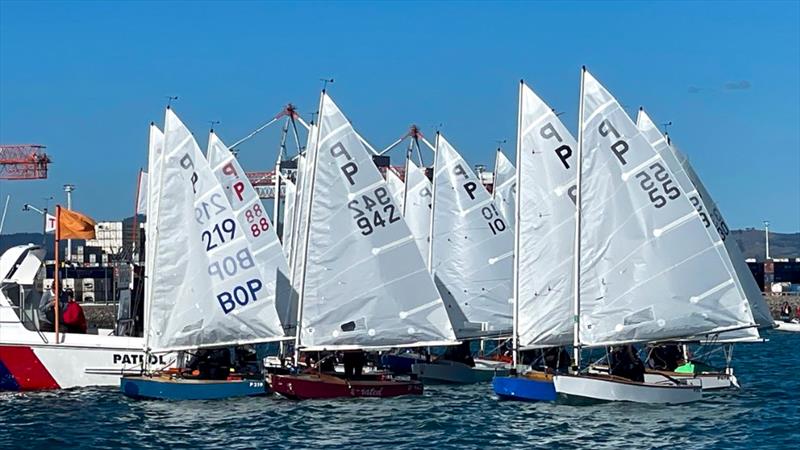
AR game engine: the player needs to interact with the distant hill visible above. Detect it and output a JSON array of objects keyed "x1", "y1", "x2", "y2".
[
  {"x1": 2, "y1": 224, "x2": 797, "y2": 262},
  {"x1": 731, "y1": 228, "x2": 800, "y2": 261}
]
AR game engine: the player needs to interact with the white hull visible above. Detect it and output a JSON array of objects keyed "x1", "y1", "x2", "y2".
[
  {"x1": 0, "y1": 244, "x2": 175, "y2": 391},
  {"x1": 588, "y1": 365, "x2": 736, "y2": 390},
  {"x1": 553, "y1": 374, "x2": 703, "y2": 404},
  {"x1": 411, "y1": 359, "x2": 510, "y2": 384},
  {"x1": 0, "y1": 329, "x2": 175, "y2": 391},
  {"x1": 774, "y1": 320, "x2": 800, "y2": 333},
  {"x1": 643, "y1": 372, "x2": 737, "y2": 390}
]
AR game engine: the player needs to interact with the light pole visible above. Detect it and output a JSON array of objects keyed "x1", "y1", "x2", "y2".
[
  {"x1": 763, "y1": 220, "x2": 770, "y2": 260},
  {"x1": 64, "y1": 184, "x2": 75, "y2": 261},
  {"x1": 23, "y1": 198, "x2": 52, "y2": 245}
]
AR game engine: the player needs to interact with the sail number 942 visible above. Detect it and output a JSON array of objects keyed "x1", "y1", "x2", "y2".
[{"x1": 347, "y1": 187, "x2": 400, "y2": 236}]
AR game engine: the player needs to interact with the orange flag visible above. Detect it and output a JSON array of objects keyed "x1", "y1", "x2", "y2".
[{"x1": 57, "y1": 205, "x2": 97, "y2": 240}]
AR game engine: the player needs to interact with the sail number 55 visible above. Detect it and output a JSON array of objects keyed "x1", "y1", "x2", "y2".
[{"x1": 347, "y1": 187, "x2": 400, "y2": 236}]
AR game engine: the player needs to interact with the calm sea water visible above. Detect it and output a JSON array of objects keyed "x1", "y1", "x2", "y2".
[{"x1": 2, "y1": 330, "x2": 798, "y2": 450}]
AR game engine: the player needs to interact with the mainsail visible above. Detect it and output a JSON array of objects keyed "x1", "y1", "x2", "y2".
[
  {"x1": 206, "y1": 131, "x2": 295, "y2": 333},
  {"x1": 575, "y1": 70, "x2": 755, "y2": 347},
  {"x1": 282, "y1": 178, "x2": 296, "y2": 257},
  {"x1": 147, "y1": 108, "x2": 286, "y2": 352},
  {"x1": 664, "y1": 139, "x2": 773, "y2": 329},
  {"x1": 515, "y1": 81, "x2": 577, "y2": 349},
  {"x1": 296, "y1": 93, "x2": 456, "y2": 351},
  {"x1": 385, "y1": 168, "x2": 405, "y2": 211},
  {"x1": 404, "y1": 158, "x2": 432, "y2": 262},
  {"x1": 143, "y1": 124, "x2": 164, "y2": 344},
  {"x1": 493, "y1": 149, "x2": 516, "y2": 230},
  {"x1": 636, "y1": 109, "x2": 766, "y2": 336},
  {"x1": 430, "y1": 134, "x2": 514, "y2": 338}
]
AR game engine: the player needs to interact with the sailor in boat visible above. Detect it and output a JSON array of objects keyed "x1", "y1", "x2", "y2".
[
  {"x1": 342, "y1": 350, "x2": 367, "y2": 379},
  {"x1": 440, "y1": 341, "x2": 475, "y2": 368},
  {"x1": 646, "y1": 344, "x2": 685, "y2": 372},
  {"x1": 780, "y1": 302, "x2": 792, "y2": 321},
  {"x1": 37, "y1": 284, "x2": 68, "y2": 333},
  {"x1": 608, "y1": 345, "x2": 646, "y2": 382}
]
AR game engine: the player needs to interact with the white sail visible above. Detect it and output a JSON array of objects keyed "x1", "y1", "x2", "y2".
[
  {"x1": 430, "y1": 134, "x2": 514, "y2": 338},
  {"x1": 282, "y1": 178, "x2": 296, "y2": 257},
  {"x1": 636, "y1": 110, "x2": 764, "y2": 337},
  {"x1": 206, "y1": 131, "x2": 295, "y2": 333},
  {"x1": 575, "y1": 71, "x2": 755, "y2": 347},
  {"x1": 147, "y1": 109, "x2": 286, "y2": 352},
  {"x1": 289, "y1": 126, "x2": 316, "y2": 287},
  {"x1": 296, "y1": 93, "x2": 456, "y2": 351},
  {"x1": 404, "y1": 158, "x2": 432, "y2": 262},
  {"x1": 143, "y1": 124, "x2": 164, "y2": 348},
  {"x1": 493, "y1": 149, "x2": 516, "y2": 229},
  {"x1": 665, "y1": 139, "x2": 773, "y2": 329},
  {"x1": 385, "y1": 168, "x2": 405, "y2": 211},
  {"x1": 515, "y1": 82, "x2": 577, "y2": 349}
]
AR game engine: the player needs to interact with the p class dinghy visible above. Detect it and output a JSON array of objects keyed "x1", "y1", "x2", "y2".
[
  {"x1": 492, "y1": 80, "x2": 578, "y2": 402},
  {"x1": 552, "y1": 69, "x2": 758, "y2": 404},
  {"x1": 121, "y1": 109, "x2": 289, "y2": 400},
  {"x1": 269, "y1": 92, "x2": 458, "y2": 399}
]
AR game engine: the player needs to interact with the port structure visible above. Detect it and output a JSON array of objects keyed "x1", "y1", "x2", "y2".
[{"x1": 0, "y1": 144, "x2": 50, "y2": 180}]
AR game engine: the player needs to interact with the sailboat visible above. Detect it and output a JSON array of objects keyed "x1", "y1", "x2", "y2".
[
  {"x1": 410, "y1": 133, "x2": 514, "y2": 384},
  {"x1": 403, "y1": 156, "x2": 433, "y2": 262},
  {"x1": 385, "y1": 166, "x2": 406, "y2": 211},
  {"x1": 120, "y1": 108, "x2": 289, "y2": 400},
  {"x1": 206, "y1": 130, "x2": 295, "y2": 334},
  {"x1": 551, "y1": 68, "x2": 757, "y2": 404},
  {"x1": 269, "y1": 92, "x2": 457, "y2": 399},
  {"x1": 492, "y1": 148, "x2": 516, "y2": 229},
  {"x1": 624, "y1": 108, "x2": 771, "y2": 389},
  {"x1": 493, "y1": 80, "x2": 578, "y2": 402}
]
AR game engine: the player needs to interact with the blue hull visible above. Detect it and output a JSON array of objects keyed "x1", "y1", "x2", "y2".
[
  {"x1": 121, "y1": 376, "x2": 269, "y2": 400},
  {"x1": 492, "y1": 375, "x2": 557, "y2": 402}
]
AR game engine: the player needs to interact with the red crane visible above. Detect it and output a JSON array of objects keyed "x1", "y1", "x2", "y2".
[{"x1": 0, "y1": 144, "x2": 50, "y2": 180}]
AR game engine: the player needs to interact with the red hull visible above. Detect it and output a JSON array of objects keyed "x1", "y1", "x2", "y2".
[{"x1": 270, "y1": 373, "x2": 423, "y2": 399}]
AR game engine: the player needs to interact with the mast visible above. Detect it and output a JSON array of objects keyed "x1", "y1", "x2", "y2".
[
  {"x1": 427, "y1": 133, "x2": 440, "y2": 272},
  {"x1": 274, "y1": 118, "x2": 289, "y2": 233},
  {"x1": 143, "y1": 120, "x2": 167, "y2": 370},
  {"x1": 293, "y1": 90, "x2": 325, "y2": 365},
  {"x1": 571, "y1": 67, "x2": 586, "y2": 372},
  {"x1": 511, "y1": 81, "x2": 523, "y2": 370},
  {"x1": 402, "y1": 143, "x2": 412, "y2": 217},
  {"x1": 492, "y1": 147, "x2": 501, "y2": 201},
  {"x1": 53, "y1": 205, "x2": 61, "y2": 344}
]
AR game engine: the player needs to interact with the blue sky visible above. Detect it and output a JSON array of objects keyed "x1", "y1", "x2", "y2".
[{"x1": 1, "y1": 1, "x2": 798, "y2": 233}]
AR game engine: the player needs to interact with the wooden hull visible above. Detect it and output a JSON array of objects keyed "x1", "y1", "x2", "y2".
[
  {"x1": 412, "y1": 359, "x2": 510, "y2": 384},
  {"x1": 120, "y1": 376, "x2": 268, "y2": 400},
  {"x1": 553, "y1": 374, "x2": 702, "y2": 404},
  {"x1": 270, "y1": 373, "x2": 423, "y2": 399},
  {"x1": 492, "y1": 372, "x2": 557, "y2": 402}
]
